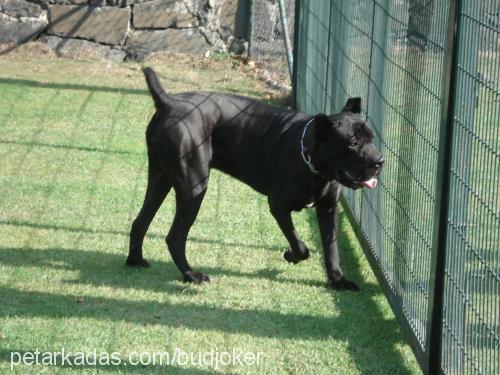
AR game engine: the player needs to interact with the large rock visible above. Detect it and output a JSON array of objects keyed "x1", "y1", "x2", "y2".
[
  {"x1": 0, "y1": 13, "x2": 47, "y2": 44},
  {"x1": 44, "y1": 35, "x2": 126, "y2": 62},
  {"x1": 0, "y1": 0, "x2": 43, "y2": 18},
  {"x1": 126, "y1": 28, "x2": 210, "y2": 58},
  {"x1": 219, "y1": 0, "x2": 238, "y2": 34},
  {"x1": 195, "y1": 0, "x2": 225, "y2": 51},
  {"x1": 133, "y1": 0, "x2": 199, "y2": 29},
  {"x1": 47, "y1": 5, "x2": 130, "y2": 45}
]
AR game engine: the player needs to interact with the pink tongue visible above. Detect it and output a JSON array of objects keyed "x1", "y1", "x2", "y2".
[{"x1": 361, "y1": 178, "x2": 378, "y2": 189}]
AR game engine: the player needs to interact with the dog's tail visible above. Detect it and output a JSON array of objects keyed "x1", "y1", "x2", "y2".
[{"x1": 143, "y1": 67, "x2": 170, "y2": 109}]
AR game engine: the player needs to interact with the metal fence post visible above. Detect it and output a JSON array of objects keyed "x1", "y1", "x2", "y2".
[
  {"x1": 277, "y1": 0, "x2": 294, "y2": 79},
  {"x1": 235, "y1": 0, "x2": 250, "y2": 40},
  {"x1": 425, "y1": 0, "x2": 463, "y2": 373},
  {"x1": 291, "y1": 0, "x2": 301, "y2": 110},
  {"x1": 248, "y1": 0, "x2": 254, "y2": 58},
  {"x1": 366, "y1": 0, "x2": 389, "y2": 263},
  {"x1": 393, "y1": 0, "x2": 437, "y2": 310},
  {"x1": 327, "y1": 0, "x2": 351, "y2": 113},
  {"x1": 322, "y1": 0, "x2": 334, "y2": 113},
  {"x1": 441, "y1": 0, "x2": 478, "y2": 371}
]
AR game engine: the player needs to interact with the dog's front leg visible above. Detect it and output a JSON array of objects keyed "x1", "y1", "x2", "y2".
[
  {"x1": 315, "y1": 200, "x2": 359, "y2": 291},
  {"x1": 269, "y1": 203, "x2": 310, "y2": 263}
]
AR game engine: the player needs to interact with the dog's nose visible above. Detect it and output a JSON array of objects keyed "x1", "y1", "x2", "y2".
[{"x1": 372, "y1": 156, "x2": 384, "y2": 169}]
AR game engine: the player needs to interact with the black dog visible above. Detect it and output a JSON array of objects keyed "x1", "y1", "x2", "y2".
[{"x1": 127, "y1": 67, "x2": 384, "y2": 290}]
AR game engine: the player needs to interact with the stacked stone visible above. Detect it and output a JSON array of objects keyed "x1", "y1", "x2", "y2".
[
  {"x1": 0, "y1": 0, "x2": 48, "y2": 44},
  {"x1": 0, "y1": 0, "x2": 238, "y2": 61}
]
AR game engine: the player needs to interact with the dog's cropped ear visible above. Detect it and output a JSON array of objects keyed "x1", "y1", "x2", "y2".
[
  {"x1": 342, "y1": 97, "x2": 362, "y2": 114},
  {"x1": 314, "y1": 113, "x2": 333, "y2": 142}
]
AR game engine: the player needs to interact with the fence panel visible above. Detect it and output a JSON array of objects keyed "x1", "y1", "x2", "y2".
[
  {"x1": 327, "y1": 1, "x2": 374, "y2": 220},
  {"x1": 294, "y1": 0, "x2": 331, "y2": 113},
  {"x1": 442, "y1": 0, "x2": 500, "y2": 373},
  {"x1": 294, "y1": 0, "x2": 499, "y2": 373}
]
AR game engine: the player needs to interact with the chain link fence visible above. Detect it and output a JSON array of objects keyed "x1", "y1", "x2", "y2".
[
  {"x1": 294, "y1": 0, "x2": 499, "y2": 373},
  {"x1": 249, "y1": 0, "x2": 295, "y2": 90}
]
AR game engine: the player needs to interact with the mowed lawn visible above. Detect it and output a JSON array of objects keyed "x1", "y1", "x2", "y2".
[{"x1": 0, "y1": 47, "x2": 419, "y2": 374}]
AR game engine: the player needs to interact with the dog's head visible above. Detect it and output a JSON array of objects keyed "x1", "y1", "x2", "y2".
[{"x1": 311, "y1": 98, "x2": 384, "y2": 190}]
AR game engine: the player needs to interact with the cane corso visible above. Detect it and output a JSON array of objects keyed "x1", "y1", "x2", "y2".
[{"x1": 126, "y1": 67, "x2": 384, "y2": 290}]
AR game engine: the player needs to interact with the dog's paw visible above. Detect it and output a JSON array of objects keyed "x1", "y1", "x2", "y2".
[
  {"x1": 125, "y1": 256, "x2": 150, "y2": 268},
  {"x1": 283, "y1": 249, "x2": 309, "y2": 264},
  {"x1": 183, "y1": 271, "x2": 210, "y2": 284},
  {"x1": 329, "y1": 277, "x2": 360, "y2": 291}
]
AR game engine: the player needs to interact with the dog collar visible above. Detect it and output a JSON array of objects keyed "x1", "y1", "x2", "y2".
[{"x1": 300, "y1": 118, "x2": 320, "y2": 174}]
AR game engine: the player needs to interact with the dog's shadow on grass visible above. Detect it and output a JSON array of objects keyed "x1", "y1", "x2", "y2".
[
  {"x1": 0, "y1": 244, "x2": 190, "y2": 294},
  {"x1": 0, "y1": 241, "x2": 381, "y2": 342},
  {"x1": 0, "y1": 244, "x2": 324, "y2": 294},
  {"x1": 0, "y1": 213, "x2": 415, "y2": 373}
]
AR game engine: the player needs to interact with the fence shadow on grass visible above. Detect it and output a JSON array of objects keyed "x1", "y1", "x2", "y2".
[
  {"x1": 0, "y1": 244, "x2": 321, "y2": 294},
  {"x1": 0, "y1": 209, "x2": 413, "y2": 372},
  {"x1": 0, "y1": 77, "x2": 149, "y2": 96},
  {"x1": 0, "y1": 210, "x2": 412, "y2": 372},
  {"x1": 306, "y1": 209, "x2": 415, "y2": 374},
  {"x1": 0, "y1": 272, "x2": 375, "y2": 342},
  {"x1": 0, "y1": 218, "x2": 283, "y2": 254},
  {"x1": 0, "y1": 212, "x2": 399, "y2": 345}
]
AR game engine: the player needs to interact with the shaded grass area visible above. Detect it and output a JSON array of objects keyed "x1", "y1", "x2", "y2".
[{"x1": 0, "y1": 51, "x2": 419, "y2": 373}]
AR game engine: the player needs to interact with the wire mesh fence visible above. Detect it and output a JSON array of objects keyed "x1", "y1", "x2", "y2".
[
  {"x1": 249, "y1": 0, "x2": 295, "y2": 89},
  {"x1": 294, "y1": 0, "x2": 499, "y2": 373}
]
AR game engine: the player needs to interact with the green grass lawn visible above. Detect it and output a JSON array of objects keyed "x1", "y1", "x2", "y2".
[{"x1": 0, "y1": 46, "x2": 419, "y2": 374}]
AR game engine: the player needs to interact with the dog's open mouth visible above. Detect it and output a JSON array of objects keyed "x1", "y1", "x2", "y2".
[{"x1": 340, "y1": 170, "x2": 378, "y2": 190}]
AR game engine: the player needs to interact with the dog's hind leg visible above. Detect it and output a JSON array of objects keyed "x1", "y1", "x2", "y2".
[
  {"x1": 166, "y1": 189, "x2": 209, "y2": 284},
  {"x1": 127, "y1": 152, "x2": 171, "y2": 268}
]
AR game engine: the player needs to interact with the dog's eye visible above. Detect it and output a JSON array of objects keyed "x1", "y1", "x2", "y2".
[{"x1": 349, "y1": 138, "x2": 358, "y2": 148}]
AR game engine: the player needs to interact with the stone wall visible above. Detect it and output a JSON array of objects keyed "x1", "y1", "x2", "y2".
[{"x1": 0, "y1": 0, "x2": 240, "y2": 61}]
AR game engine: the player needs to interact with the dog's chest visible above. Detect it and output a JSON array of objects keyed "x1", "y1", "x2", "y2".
[
  {"x1": 292, "y1": 180, "x2": 335, "y2": 211},
  {"x1": 300, "y1": 193, "x2": 319, "y2": 209},
  {"x1": 291, "y1": 195, "x2": 319, "y2": 211}
]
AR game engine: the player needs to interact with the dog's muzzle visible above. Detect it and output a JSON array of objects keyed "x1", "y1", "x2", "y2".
[{"x1": 340, "y1": 156, "x2": 384, "y2": 190}]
